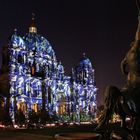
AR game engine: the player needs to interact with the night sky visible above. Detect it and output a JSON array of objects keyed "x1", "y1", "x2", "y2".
[{"x1": 0, "y1": 0, "x2": 139, "y2": 105}]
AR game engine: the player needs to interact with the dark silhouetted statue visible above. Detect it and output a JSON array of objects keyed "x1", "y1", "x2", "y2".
[{"x1": 96, "y1": 12, "x2": 140, "y2": 140}]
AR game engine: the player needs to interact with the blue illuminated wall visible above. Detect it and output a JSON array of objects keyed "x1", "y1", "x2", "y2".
[{"x1": 3, "y1": 21, "x2": 97, "y2": 122}]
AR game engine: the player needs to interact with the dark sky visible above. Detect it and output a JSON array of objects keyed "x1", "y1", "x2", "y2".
[{"x1": 0, "y1": 0, "x2": 139, "y2": 105}]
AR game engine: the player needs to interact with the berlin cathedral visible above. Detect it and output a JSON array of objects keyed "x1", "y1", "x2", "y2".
[{"x1": 0, "y1": 15, "x2": 97, "y2": 123}]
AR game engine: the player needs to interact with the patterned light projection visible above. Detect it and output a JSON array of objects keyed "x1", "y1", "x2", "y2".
[{"x1": 7, "y1": 17, "x2": 97, "y2": 123}]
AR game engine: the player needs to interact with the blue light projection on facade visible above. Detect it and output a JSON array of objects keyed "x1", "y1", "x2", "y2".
[{"x1": 5, "y1": 17, "x2": 97, "y2": 122}]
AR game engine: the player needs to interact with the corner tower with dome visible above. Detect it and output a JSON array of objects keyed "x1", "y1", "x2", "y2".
[{"x1": 0, "y1": 15, "x2": 97, "y2": 123}]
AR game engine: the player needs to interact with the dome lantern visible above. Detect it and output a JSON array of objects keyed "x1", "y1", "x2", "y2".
[{"x1": 29, "y1": 13, "x2": 37, "y2": 33}]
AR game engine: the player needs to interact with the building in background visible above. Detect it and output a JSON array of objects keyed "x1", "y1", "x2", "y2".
[{"x1": 0, "y1": 15, "x2": 97, "y2": 123}]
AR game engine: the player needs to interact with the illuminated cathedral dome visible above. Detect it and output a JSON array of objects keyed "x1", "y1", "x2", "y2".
[
  {"x1": 79, "y1": 53, "x2": 92, "y2": 68},
  {"x1": 23, "y1": 14, "x2": 55, "y2": 58},
  {"x1": 10, "y1": 29, "x2": 26, "y2": 50},
  {"x1": 23, "y1": 33, "x2": 55, "y2": 57}
]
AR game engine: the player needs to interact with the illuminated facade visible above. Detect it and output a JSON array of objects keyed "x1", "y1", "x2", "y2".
[{"x1": 1, "y1": 16, "x2": 97, "y2": 122}]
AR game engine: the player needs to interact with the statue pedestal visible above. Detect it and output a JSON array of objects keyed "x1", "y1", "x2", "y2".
[{"x1": 55, "y1": 133, "x2": 102, "y2": 140}]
